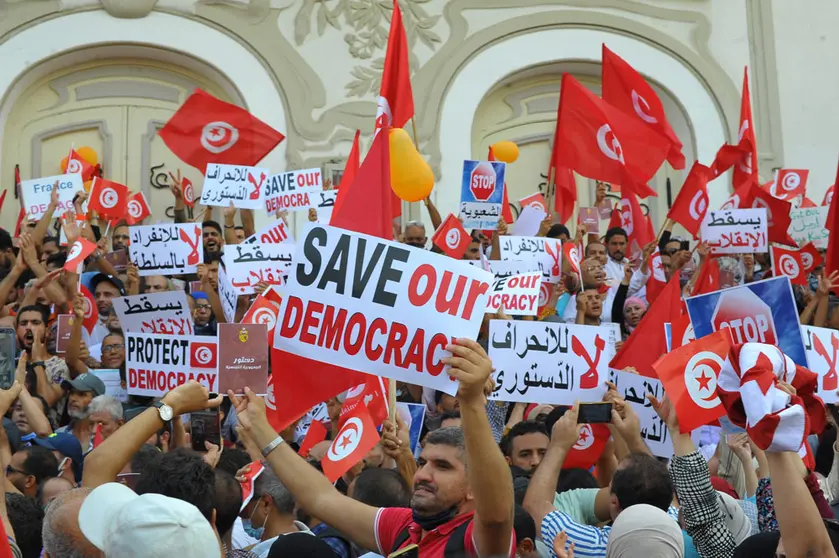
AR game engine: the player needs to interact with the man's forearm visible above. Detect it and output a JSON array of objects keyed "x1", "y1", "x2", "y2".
[{"x1": 18, "y1": 391, "x2": 51, "y2": 436}]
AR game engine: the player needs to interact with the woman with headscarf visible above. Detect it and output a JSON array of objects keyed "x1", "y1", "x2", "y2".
[
  {"x1": 605, "y1": 504, "x2": 684, "y2": 558},
  {"x1": 611, "y1": 264, "x2": 648, "y2": 339}
]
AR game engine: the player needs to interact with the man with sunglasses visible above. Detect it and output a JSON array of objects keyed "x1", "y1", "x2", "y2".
[{"x1": 6, "y1": 445, "x2": 58, "y2": 498}]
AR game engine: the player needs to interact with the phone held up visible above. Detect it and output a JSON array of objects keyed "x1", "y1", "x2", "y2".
[
  {"x1": 190, "y1": 400, "x2": 221, "y2": 452},
  {"x1": 577, "y1": 402, "x2": 613, "y2": 424}
]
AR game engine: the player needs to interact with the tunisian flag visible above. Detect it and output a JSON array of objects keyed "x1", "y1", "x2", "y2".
[
  {"x1": 64, "y1": 238, "x2": 97, "y2": 272},
  {"x1": 340, "y1": 376, "x2": 389, "y2": 427},
  {"x1": 667, "y1": 162, "x2": 711, "y2": 238},
  {"x1": 691, "y1": 258, "x2": 721, "y2": 296},
  {"x1": 652, "y1": 329, "x2": 732, "y2": 433},
  {"x1": 733, "y1": 69, "x2": 758, "y2": 191},
  {"x1": 617, "y1": 192, "x2": 651, "y2": 252},
  {"x1": 125, "y1": 191, "x2": 152, "y2": 225},
  {"x1": 551, "y1": 164, "x2": 577, "y2": 225},
  {"x1": 159, "y1": 89, "x2": 284, "y2": 173},
  {"x1": 601, "y1": 44, "x2": 685, "y2": 170},
  {"x1": 376, "y1": 0, "x2": 413, "y2": 132},
  {"x1": 553, "y1": 74, "x2": 670, "y2": 199},
  {"x1": 339, "y1": 130, "x2": 361, "y2": 189},
  {"x1": 771, "y1": 245, "x2": 807, "y2": 286},
  {"x1": 563, "y1": 423, "x2": 610, "y2": 470},
  {"x1": 321, "y1": 405, "x2": 380, "y2": 482},
  {"x1": 825, "y1": 157, "x2": 839, "y2": 277},
  {"x1": 432, "y1": 214, "x2": 471, "y2": 259},
  {"x1": 749, "y1": 182, "x2": 796, "y2": 246},
  {"x1": 88, "y1": 178, "x2": 129, "y2": 220},
  {"x1": 770, "y1": 169, "x2": 809, "y2": 201},
  {"x1": 66, "y1": 148, "x2": 98, "y2": 182}
]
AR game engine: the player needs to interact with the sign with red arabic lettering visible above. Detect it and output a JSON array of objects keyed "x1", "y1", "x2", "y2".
[
  {"x1": 222, "y1": 243, "x2": 294, "y2": 295},
  {"x1": 497, "y1": 236, "x2": 563, "y2": 283},
  {"x1": 802, "y1": 325, "x2": 839, "y2": 404},
  {"x1": 126, "y1": 333, "x2": 218, "y2": 397},
  {"x1": 201, "y1": 163, "x2": 269, "y2": 210},
  {"x1": 129, "y1": 223, "x2": 203, "y2": 276},
  {"x1": 701, "y1": 208, "x2": 767, "y2": 255},
  {"x1": 113, "y1": 291, "x2": 195, "y2": 335},
  {"x1": 273, "y1": 224, "x2": 493, "y2": 396},
  {"x1": 487, "y1": 320, "x2": 619, "y2": 404}
]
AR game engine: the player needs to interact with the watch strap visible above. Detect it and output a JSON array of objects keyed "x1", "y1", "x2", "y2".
[{"x1": 261, "y1": 435, "x2": 285, "y2": 458}]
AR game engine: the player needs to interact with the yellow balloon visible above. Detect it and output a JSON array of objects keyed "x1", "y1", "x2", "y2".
[
  {"x1": 83, "y1": 180, "x2": 93, "y2": 192},
  {"x1": 76, "y1": 146, "x2": 98, "y2": 166},
  {"x1": 491, "y1": 141, "x2": 519, "y2": 164},
  {"x1": 389, "y1": 128, "x2": 434, "y2": 202}
]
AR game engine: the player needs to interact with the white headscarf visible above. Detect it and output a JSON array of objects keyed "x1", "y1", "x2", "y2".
[{"x1": 606, "y1": 504, "x2": 684, "y2": 558}]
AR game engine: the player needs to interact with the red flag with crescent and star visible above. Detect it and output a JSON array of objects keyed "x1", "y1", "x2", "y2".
[{"x1": 321, "y1": 404, "x2": 380, "y2": 482}]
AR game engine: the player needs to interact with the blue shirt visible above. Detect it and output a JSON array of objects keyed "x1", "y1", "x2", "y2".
[{"x1": 311, "y1": 522, "x2": 353, "y2": 558}]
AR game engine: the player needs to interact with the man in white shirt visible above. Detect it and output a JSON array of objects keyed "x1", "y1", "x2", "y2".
[{"x1": 603, "y1": 227, "x2": 629, "y2": 283}]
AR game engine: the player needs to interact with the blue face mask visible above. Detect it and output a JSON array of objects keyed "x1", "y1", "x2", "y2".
[
  {"x1": 809, "y1": 273, "x2": 820, "y2": 293},
  {"x1": 243, "y1": 499, "x2": 267, "y2": 540}
]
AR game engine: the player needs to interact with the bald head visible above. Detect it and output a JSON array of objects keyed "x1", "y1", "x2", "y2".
[{"x1": 42, "y1": 488, "x2": 103, "y2": 558}]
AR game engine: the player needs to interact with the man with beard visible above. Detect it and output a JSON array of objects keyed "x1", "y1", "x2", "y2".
[
  {"x1": 403, "y1": 221, "x2": 427, "y2": 250},
  {"x1": 16, "y1": 305, "x2": 69, "y2": 408},
  {"x1": 88, "y1": 273, "x2": 125, "y2": 346},
  {"x1": 203, "y1": 221, "x2": 225, "y2": 255},
  {"x1": 501, "y1": 421, "x2": 549, "y2": 474},
  {"x1": 111, "y1": 222, "x2": 131, "y2": 252},
  {"x1": 231, "y1": 339, "x2": 515, "y2": 557},
  {"x1": 6, "y1": 445, "x2": 58, "y2": 498},
  {"x1": 56, "y1": 374, "x2": 105, "y2": 453},
  {"x1": 191, "y1": 292, "x2": 216, "y2": 336},
  {"x1": 603, "y1": 227, "x2": 629, "y2": 283}
]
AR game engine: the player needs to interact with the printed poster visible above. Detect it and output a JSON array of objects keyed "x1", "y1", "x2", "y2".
[
  {"x1": 459, "y1": 160, "x2": 506, "y2": 230},
  {"x1": 217, "y1": 323, "x2": 269, "y2": 395},
  {"x1": 201, "y1": 164, "x2": 269, "y2": 210},
  {"x1": 129, "y1": 223, "x2": 203, "y2": 276},
  {"x1": 126, "y1": 333, "x2": 218, "y2": 397},
  {"x1": 112, "y1": 291, "x2": 195, "y2": 335}
]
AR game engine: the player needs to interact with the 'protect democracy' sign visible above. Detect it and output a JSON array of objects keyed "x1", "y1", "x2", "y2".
[{"x1": 126, "y1": 333, "x2": 218, "y2": 397}]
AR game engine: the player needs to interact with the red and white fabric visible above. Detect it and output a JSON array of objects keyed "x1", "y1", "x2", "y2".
[{"x1": 716, "y1": 343, "x2": 826, "y2": 452}]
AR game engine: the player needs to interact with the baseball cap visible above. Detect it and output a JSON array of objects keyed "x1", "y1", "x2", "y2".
[
  {"x1": 61, "y1": 373, "x2": 106, "y2": 396},
  {"x1": 33, "y1": 432, "x2": 83, "y2": 483},
  {"x1": 89, "y1": 273, "x2": 126, "y2": 297},
  {"x1": 2, "y1": 418, "x2": 21, "y2": 454},
  {"x1": 79, "y1": 482, "x2": 220, "y2": 558}
]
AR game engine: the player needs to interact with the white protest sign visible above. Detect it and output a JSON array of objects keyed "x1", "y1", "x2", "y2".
[
  {"x1": 313, "y1": 190, "x2": 338, "y2": 225},
  {"x1": 201, "y1": 164, "x2": 269, "y2": 210},
  {"x1": 262, "y1": 168, "x2": 323, "y2": 213},
  {"x1": 91, "y1": 369, "x2": 128, "y2": 403},
  {"x1": 701, "y1": 208, "x2": 767, "y2": 254},
  {"x1": 274, "y1": 224, "x2": 493, "y2": 396},
  {"x1": 608, "y1": 369, "x2": 673, "y2": 458},
  {"x1": 129, "y1": 223, "x2": 203, "y2": 276},
  {"x1": 222, "y1": 243, "x2": 294, "y2": 295},
  {"x1": 512, "y1": 205, "x2": 547, "y2": 237},
  {"x1": 789, "y1": 206, "x2": 830, "y2": 249},
  {"x1": 487, "y1": 320, "x2": 618, "y2": 404},
  {"x1": 498, "y1": 236, "x2": 562, "y2": 283},
  {"x1": 802, "y1": 325, "x2": 839, "y2": 404},
  {"x1": 485, "y1": 272, "x2": 542, "y2": 316},
  {"x1": 218, "y1": 264, "x2": 238, "y2": 324},
  {"x1": 126, "y1": 333, "x2": 218, "y2": 397},
  {"x1": 472, "y1": 260, "x2": 541, "y2": 280},
  {"x1": 459, "y1": 160, "x2": 506, "y2": 230},
  {"x1": 244, "y1": 219, "x2": 294, "y2": 245},
  {"x1": 112, "y1": 291, "x2": 195, "y2": 335},
  {"x1": 21, "y1": 173, "x2": 84, "y2": 220}
]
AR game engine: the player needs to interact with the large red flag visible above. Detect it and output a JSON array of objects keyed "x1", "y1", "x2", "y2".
[
  {"x1": 376, "y1": 0, "x2": 414, "y2": 132},
  {"x1": 601, "y1": 44, "x2": 684, "y2": 170},
  {"x1": 321, "y1": 405, "x2": 380, "y2": 483},
  {"x1": 617, "y1": 192, "x2": 651, "y2": 253},
  {"x1": 331, "y1": 128, "x2": 393, "y2": 240},
  {"x1": 825, "y1": 157, "x2": 839, "y2": 277},
  {"x1": 159, "y1": 89, "x2": 284, "y2": 173},
  {"x1": 645, "y1": 247, "x2": 668, "y2": 304},
  {"x1": 553, "y1": 74, "x2": 670, "y2": 199},
  {"x1": 339, "y1": 130, "x2": 361, "y2": 189},
  {"x1": 610, "y1": 272, "x2": 682, "y2": 378},
  {"x1": 733, "y1": 69, "x2": 758, "y2": 191},
  {"x1": 749, "y1": 182, "x2": 796, "y2": 246},
  {"x1": 653, "y1": 329, "x2": 732, "y2": 433},
  {"x1": 720, "y1": 174, "x2": 758, "y2": 210},
  {"x1": 667, "y1": 162, "x2": 711, "y2": 238}
]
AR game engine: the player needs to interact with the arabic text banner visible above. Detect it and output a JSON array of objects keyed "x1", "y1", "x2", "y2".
[
  {"x1": 485, "y1": 272, "x2": 541, "y2": 316},
  {"x1": 113, "y1": 291, "x2": 195, "y2": 335},
  {"x1": 498, "y1": 236, "x2": 562, "y2": 283},
  {"x1": 126, "y1": 333, "x2": 218, "y2": 397},
  {"x1": 608, "y1": 369, "x2": 672, "y2": 458},
  {"x1": 487, "y1": 320, "x2": 618, "y2": 404},
  {"x1": 802, "y1": 325, "x2": 839, "y2": 404},
  {"x1": 201, "y1": 164, "x2": 269, "y2": 210},
  {"x1": 459, "y1": 160, "x2": 506, "y2": 230},
  {"x1": 21, "y1": 173, "x2": 84, "y2": 220},
  {"x1": 262, "y1": 168, "x2": 323, "y2": 213},
  {"x1": 789, "y1": 207, "x2": 830, "y2": 249},
  {"x1": 475, "y1": 260, "x2": 541, "y2": 279},
  {"x1": 222, "y1": 243, "x2": 294, "y2": 295},
  {"x1": 273, "y1": 224, "x2": 494, "y2": 395},
  {"x1": 700, "y1": 208, "x2": 767, "y2": 255},
  {"x1": 129, "y1": 224, "x2": 203, "y2": 276}
]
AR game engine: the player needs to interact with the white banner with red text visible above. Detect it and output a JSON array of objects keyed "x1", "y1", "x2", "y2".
[
  {"x1": 126, "y1": 333, "x2": 218, "y2": 397},
  {"x1": 113, "y1": 291, "x2": 195, "y2": 335},
  {"x1": 485, "y1": 272, "x2": 542, "y2": 316},
  {"x1": 129, "y1": 223, "x2": 203, "y2": 276}
]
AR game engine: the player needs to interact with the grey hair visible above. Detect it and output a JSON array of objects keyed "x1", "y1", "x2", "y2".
[
  {"x1": 425, "y1": 426, "x2": 467, "y2": 465},
  {"x1": 42, "y1": 488, "x2": 101, "y2": 558},
  {"x1": 88, "y1": 395, "x2": 123, "y2": 421},
  {"x1": 253, "y1": 467, "x2": 295, "y2": 515},
  {"x1": 405, "y1": 220, "x2": 426, "y2": 231}
]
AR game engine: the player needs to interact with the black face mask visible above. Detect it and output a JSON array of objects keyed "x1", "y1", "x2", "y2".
[
  {"x1": 405, "y1": 241, "x2": 426, "y2": 249},
  {"x1": 412, "y1": 505, "x2": 458, "y2": 531}
]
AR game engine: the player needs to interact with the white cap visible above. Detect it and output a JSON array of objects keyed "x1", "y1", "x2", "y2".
[{"x1": 78, "y1": 482, "x2": 221, "y2": 558}]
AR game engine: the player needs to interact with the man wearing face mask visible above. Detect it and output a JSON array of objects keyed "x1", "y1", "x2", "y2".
[
  {"x1": 402, "y1": 221, "x2": 428, "y2": 250},
  {"x1": 33, "y1": 432, "x2": 84, "y2": 486},
  {"x1": 240, "y1": 467, "x2": 312, "y2": 557}
]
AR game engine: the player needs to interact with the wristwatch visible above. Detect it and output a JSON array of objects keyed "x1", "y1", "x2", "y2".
[
  {"x1": 152, "y1": 401, "x2": 174, "y2": 424},
  {"x1": 261, "y1": 435, "x2": 285, "y2": 458}
]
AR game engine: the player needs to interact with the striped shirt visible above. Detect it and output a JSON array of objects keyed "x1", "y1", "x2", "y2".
[{"x1": 541, "y1": 505, "x2": 680, "y2": 558}]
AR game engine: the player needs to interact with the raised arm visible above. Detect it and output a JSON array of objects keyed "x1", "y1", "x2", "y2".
[
  {"x1": 66, "y1": 292, "x2": 90, "y2": 375},
  {"x1": 14, "y1": 355, "x2": 52, "y2": 437},
  {"x1": 423, "y1": 197, "x2": 443, "y2": 231},
  {"x1": 32, "y1": 184, "x2": 59, "y2": 250},
  {"x1": 222, "y1": 203, "x2": 240, "y2": 246}
]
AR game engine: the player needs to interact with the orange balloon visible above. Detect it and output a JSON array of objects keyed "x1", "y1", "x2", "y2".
[
  {"x1": 76, "y1": 146, "x2": 98, "y2": 166},
  {"x1": 60, "y1": 156, "x2": 69, "y2": 173},
  {"x1": 389, "y1": 128, "x2": 434, "y2": 202},
  {"x1": 83, "y1": 180, "x2": 93, "y2": 192},
  {"x1": 490, "y1": 141, "x2": 519, "y2": 164}
]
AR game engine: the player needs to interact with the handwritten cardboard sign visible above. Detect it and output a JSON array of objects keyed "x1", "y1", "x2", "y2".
[
  {"x1": 21, "y1": 173, "x2": 84, "y2": 220},
  {"x1": 700, "y1": 208, "x2": 767, "y2": 254},
  {"x1": 262, "y1": 168, "x2": 323, "y2": 213},
  {"x1": 222, "y1": 243, "x2": 294, "y2": 295},
  {"x1": 218, "y1": 264, "x2": 238, "y2": 324},
  {"x1": 789, "y1": 206, "x2": 830, "y2": 249},
  {"x1": 459, "y1": 160, "x2": 506, "y2": 230},
  {"x1": 485, "y1": 272, "x2": 542, "y2": 316},
  {"x1": 243, "y1": 219, "x2": 294, "y2": 245},
  {"x1": 201, "y1": 164, "x2": 269, "y2": 210},
  {"x1": 498, "y1": 236, "x2": 563, "y2": 283},
  {"x1": 217, "y1": 323, "x2": 269, "y2": 395},
  {"x1": 802, "y1": 325, "x2": 839, "y2": 404},
  {"x1": 273, "y1": 224, "x2": 493, "y2": 395},
  {"x1": 112, "y1": 291, "x2": 195, "y2": 335},
  {"x1": 608, "y1": 369, "x2": 673, "y2": 458},
  {"x1": 126, "y1": 333, "x2": 218, "y2": 397},
  {"x1": 129, "y1": 224, "x2": 203, "y2": 276},
  {"x1": 487, "y1": 320, "x2": 618, "y2": 404}
]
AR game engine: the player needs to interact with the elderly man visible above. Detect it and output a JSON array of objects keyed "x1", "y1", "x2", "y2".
[
  {"x1": 88, "y1": 395, "x2": 124, "y2": 440},
  {"x1": 402, "y1": 220, "x2": 427, "y2": 250},
  {"x1": 42, "y1": 488, "x2": 106, "y2": 558}
]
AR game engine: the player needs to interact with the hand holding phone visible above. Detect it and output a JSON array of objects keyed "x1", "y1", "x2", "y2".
[
  {"x1": 190, "y1": 406, "x2": 221, "y2": 452},
  {"x1": 577, "y1": 402, "x2": 613, "y2": 424}
]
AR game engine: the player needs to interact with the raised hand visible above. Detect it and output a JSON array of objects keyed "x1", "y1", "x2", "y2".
[
  {"x1": 169, "y1": 169, "x2": 184, "y2": 200},
  {"x1": 647, "y1": 393, "x2": 679, "y2": 432},
  {"x1": 550, "y1": 404, "x2": 582, "y2": 452},
  {"x1": 553, "y1": 531, "x2": 576, "y2": 558},
  {"x1": 72, "y1": 292, "x2": 86, "y2": 319},
  {"x1": 161, "y1": 380, "x2": 223, "y2": 416},
  {"x1": 443, "y1": 339, "x2": 493, "y2": 405},
  {"x1": 48, "y1": 182, "x2": 60, "y2": 211}
]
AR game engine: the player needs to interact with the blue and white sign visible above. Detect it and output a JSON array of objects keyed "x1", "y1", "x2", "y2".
[{"x1": 459, "y1": 160, "x2": 506, "y2": 230}]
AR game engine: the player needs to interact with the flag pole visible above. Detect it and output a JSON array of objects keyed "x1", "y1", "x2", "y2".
[
  {"x1": 545, "y1": 167, "x2": 555, "y2": 220},
  {"x1": 655, "y1": 218, "x2": 672, "y2": 244},
  {"x1": 388, "y1": 378, "x2": 397, "y2": 423}
]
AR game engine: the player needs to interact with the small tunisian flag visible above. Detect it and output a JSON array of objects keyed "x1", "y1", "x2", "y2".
[
  {"x1": 125, "y1": 191, "x2": 151, "y2": 225},
  {"x1": 799, "y1": 242, "x2": 822, "y2": 274},
  {"x1": 733, "y1": 69, "x2": 758, "y2": 191},
  {"x1": 432, "y1": 214, "x2": 471, "y2": 259},
  {"x1": 563, "y1": 423, "x2": 610, "y2": 470},
  {"x1": 601, "y1": 44, "x2": 684, "y2": 170},
  {"x1": 652, "y1": 329, "x2": 732, "y2": 433},
  {"x1": 239, "y1": 462, "x2": 265, "y2": 510},
  {"x1": 298, "y1": 420, "x2": 328, "y2": 458},
  {"x1": 182, "y1": 177, "x2": 196, "y2": 209},
  {"x1": 618, "y1": 192, "x2": 651, "y2": 252},
  {"x1": 339, "y1": 130, "x2": 361, "y2": 189},
  {"x1": 159, "y1": 89, "x2": 284, "y2": 173},
  {"x1": 66, "y1": 148, "x2": 97, "y2": 182},
  {"x1": 770, "y1": 169, "x2": 809, "y2": 201},
  {"x1": 376, "y1": 0, "x2": 413, "y2": 132},
  {"x1": 691, "y1": 258, "x2": 721, "y2": 296},
  {"x1": 77, "y1": 284, "x2": 99, "y2": 335},
  {"x1": 771, "y1": 245, "x2": 807, "y2": 286},
  {"x1": 646, "y1": 247, "x2": 667, "y2": 304},
  {"x1": 553, "y1": 74, "x2": 670, "y2": 199},
  {"x1": 563, "y1": 242, "x2": 582, "y2": 277},
  {"x1": 63, "y1": 238, "x2": 97, "y2": 272},
  {"x1": 826, "y1": 157, "x2": 839, "y2": 277},
  {"x1": 340, "y1": 376, "x2": 389, "y2": 427},
  {"x1": 667, "y1": 162, "x2": 711, "y2": 238},
  {"x1": 611, "y1": 272, "x2": 682, "y2": 378},
  {"x1": 88, "y1": 178, "x2": 129, "y2": 220},
  {"x1": 242, "y1": 291, "x2": 282, "y2": 337},
  {"x1": 749, "y1": 182, "x2": 796, "y2": 246},
  {"x1": 321, "y1": 405, "x2": 380, "y2": 483}
]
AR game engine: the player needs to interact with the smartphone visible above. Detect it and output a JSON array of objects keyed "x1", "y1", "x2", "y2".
[
  {"x1": 577, "y1": 402, "x2": 613, "y2": 424},
  {"x1": 0, "y1": 328, "x2": 15, "y2": 390},
  {"x1": 190, "y1": 407, "x2": 221, "y2": 452},
  {"x1": 388, "y1": 544, "x2": 419, "y2": 558}
]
